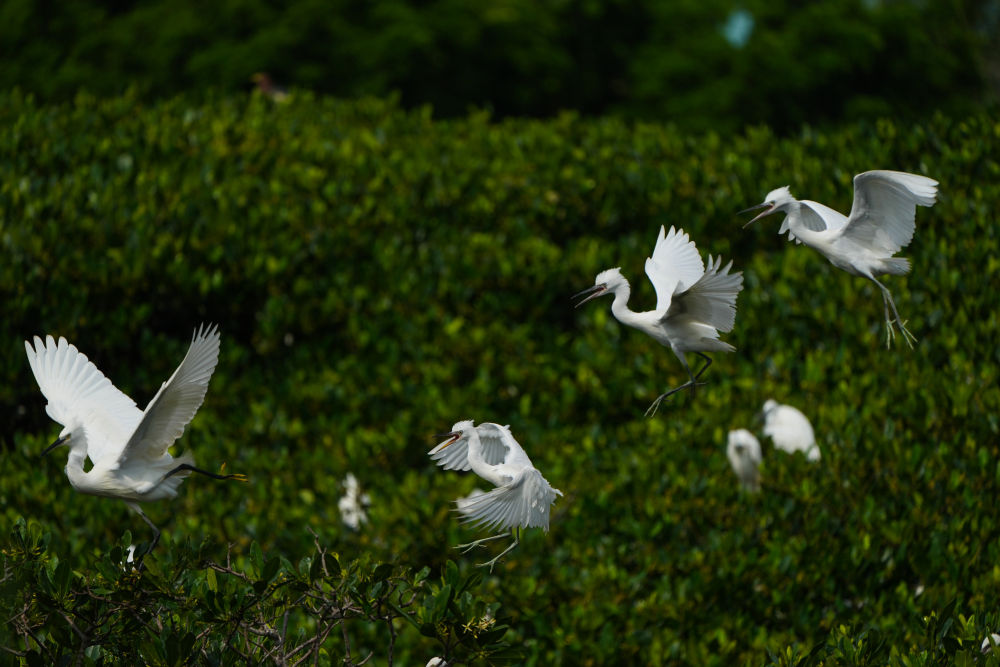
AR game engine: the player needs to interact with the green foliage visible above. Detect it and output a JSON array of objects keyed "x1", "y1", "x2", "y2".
[
  {"x1": 2, "y1": 517, "x2": 514, "y2": 664},
  {"x1": 0, "y1": 0, "x2": 993, "y2": 131},
  {"x1": 1, "y1": 91, "x2": 999, "y2": 663}
]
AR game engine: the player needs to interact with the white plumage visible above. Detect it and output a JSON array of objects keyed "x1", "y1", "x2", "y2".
[
  {"x1": 338, "y1": 473, "x2": 371, "y2": 530},
  {"x1": 726, "y1": 429, "x2": 762, "y2": 492},
  {"x1": 743, "y1": 170, "x2": 938, "y2": 348},
  {"x1": 429, "y1": 420, "x2": 562, "y2": 570},
  {"x1": 982, "y1": 633, "x2": 1000, "y2": 654},
  {"x1": 761, "y1": 399, "x2": 820, "y2": 462},
  {"x1": 575, "y1": 225, "x2": 744, "y2": 416},
  {"x1": 25, "y1": 325, "x2": 245, "y2": 551}
]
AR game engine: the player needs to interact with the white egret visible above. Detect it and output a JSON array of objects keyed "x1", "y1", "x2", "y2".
[
  {"x1": 726, "y1": 429, "x2": 762, "y2": 492},
  {"x1": 25, "y1": 325, "x2": 246, "y2": 551},
  {"x1": 338, "y1": 473, "x2": 371, "y2": 530},
  {"x1": 429, "y1": 421, "x2": 562, "y2": 571},
  {"x1": 741, "y1": 170, "x2": 938, "y2": 348},
  {"x1": 575, "y1": 225, "x2": 744, "y2": 416},
  {"x1": 761, "y1": 399, "x2": 820, "y2": 462}
]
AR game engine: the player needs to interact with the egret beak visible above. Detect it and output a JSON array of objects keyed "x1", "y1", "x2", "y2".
[
  {"x1": 42, "y1": 434, "x2": 70, "y2": 456},
  {"x1": 573, "y1": 284, "x2": 608, "y2": 308},
  {"x1": 434, "y1": 431, "x2": 462, "y2": 449},
  {"x1": 739, "y1": 202, "x2": 775, "y2": 228}
]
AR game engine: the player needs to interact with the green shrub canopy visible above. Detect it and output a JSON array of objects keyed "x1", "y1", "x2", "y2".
[{"x1": 1, "y1": 91, "x2": 999, "y2": 664}]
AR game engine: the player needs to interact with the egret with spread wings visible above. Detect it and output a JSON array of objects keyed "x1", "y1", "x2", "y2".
[
  {"x1": 575, "y1": 225, "x2": 744, "y2": 416},
  {"x1": 429, "y1": 421, "x2": 562, "y2": 571},
  {"x1": 25, "y1": 325, "x2": 246, "y2": 552},
  {"x1": 741, "y1": 170, "x2": 938, "y2": 348}
]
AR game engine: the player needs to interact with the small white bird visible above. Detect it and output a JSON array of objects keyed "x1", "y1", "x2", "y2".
[
  {"x1": 337, "y1": 473, "x2": 371, "y2": 530},
  {"x1": 726, "y1": 429, "x2": 762, "y2": 492},
  {"x1": 429, "y1": 421, "x2": 562, "y2": 571},
  {"x1": 742, "y1": 170, "x2": 938, "y2": 348},
  {"x1": 575, "y1": 225, "x2": 744, "y2": 416},
  {"x1": 982, "y1": 633, "x2": 1000, "y2": 654},
  {"x1": 761, "y1": 399, "x2": 820, "y2": 462},
  {"x1": 25, "y1": 325, "x2": 246, "y2": 551}
]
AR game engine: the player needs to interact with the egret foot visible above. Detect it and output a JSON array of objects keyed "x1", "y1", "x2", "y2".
[
  {"x1": 884, "y1": 318, "x2": 916, "y2": 350},
  {"x1": 895, "y1": 319, "x2": 917, "y2": 349},
  {"x1": 475, "y1": 536, "x2": 520, "y2": 573},
  {"x1": 645, "y1": 381, "x2": 707, "y2": 418},
  {"x1": 454, "y1": 533, "x2": 509, "y2": 554}
]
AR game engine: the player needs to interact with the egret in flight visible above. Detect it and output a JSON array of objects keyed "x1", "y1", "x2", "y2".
[
  {"x1": 761, "y1": 399, "x2": 820, "y2": 462},
  {"x1": 25, "y1": 325, "x2": 246, "y2": 551},
  {"x1": 575, "y1": 225, "x2": 744, "y2": 416},
  {"x1": 741, "y1": 170, "x2": 938, "y2": 348},
  {"x1": 726, "y1": 429, "x2": 762, "y2": 492},
  {"x1": 429, "y1": 421, "x2": 562, "y2": 571}
]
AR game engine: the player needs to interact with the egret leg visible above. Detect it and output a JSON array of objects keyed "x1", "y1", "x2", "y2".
[
  {"x1": 454, "y1": 533, "x2": 510, "y2": 554},
  {"x1": 645, "y1": 353, "x2": 712, "y2": 418},
  {"x1": 870, "y1": 277, "x2": 916, "y2": 349},
  {"x1": 476, "y1": 528, "x2": 520, "y2": 573},
  {"x1": 126, "y1": 502, "x2": 161, "y2": 554},
  {"x1": 163, "y1": 463, "x2": 248, "y2": 483}
]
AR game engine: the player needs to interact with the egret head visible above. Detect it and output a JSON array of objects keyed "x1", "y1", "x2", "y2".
[
  {"x1": 740, "y1": 186, "x2": 795, "y2": 227},
  {"x1": 435, "y1": 420, "x2": 475, "y2": 449},
  {"x1": 762, "y1": 399, "x2": 778, "y2": 415},
  {"x1": 574, "y1": 268, "x2": 625, "y2": 307},
  {"x1": 726, "y1": 429, "x2": 758, "y2": 456}
]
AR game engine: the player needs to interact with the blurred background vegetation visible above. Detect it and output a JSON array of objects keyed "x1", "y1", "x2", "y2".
[
  {"x1": 1, "y1": 0, "x2": 997, "y2": 132},
  {"x1": 2, "y1": 1, "x2": 999, "y2": 665}
]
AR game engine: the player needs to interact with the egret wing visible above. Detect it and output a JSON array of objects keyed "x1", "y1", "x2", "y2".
[
  {"x1": 477, "y1": 423, "x2": 528, "y2": 467},
  {"x1": 665, "y1": 255, "x2": 743, "y2": 332},
  {"x1": 24, "y1": 335, "x2": 142, "y2": 465},
  {"x1": 118, "y1": 324, "x2": 221, "y2": 465},
  {"x1": 457, "y1": 468, "x2": 562, "y2": 532},
  {"x1": 644, "y1": 226, "x2": 705, "y2": 314},
  {"x1": 841, "y1": 170, "x2": 938, "y2": 254},
  {"x1": 782, "y1": 200, "x2": 848, "y2": 243},
  {"x1": 429, "y1": 423, "x2": 507, "y2": 472}
]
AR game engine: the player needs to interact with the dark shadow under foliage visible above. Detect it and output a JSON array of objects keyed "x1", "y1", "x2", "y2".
[{"x1": 0, "y1": 0, "x2": 994, "y2": 132}]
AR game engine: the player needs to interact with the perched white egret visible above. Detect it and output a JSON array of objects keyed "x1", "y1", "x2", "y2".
[
  {"x1": 25, "y1": 325, "x2": 246, "y2": 551},
  {"x1": 982, "y1": 633, "x2": 1000, "y2": 654},
  {"x1": 726, "y1": 429, "x2": 762, "y2": 492},
  {"x1": 741, "y1": 170, "x2": 938, "y2": 348},
  {"x1": 338, "y1": 472, "x2": 371, "y2": 530},
  {"x1": 575, "y1": 225, "x2": 744, "y2": 416},
  {"x1": 429, "y1": 421, "x2": 562, "y2": 571},
  {"x1": 761, "y1": 399, "x2": 820, "y2": 462}
]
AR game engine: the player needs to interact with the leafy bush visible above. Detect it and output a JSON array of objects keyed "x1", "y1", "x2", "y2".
[
  {"x1": 1, "y1": 91, "x2": 999, "y2": 663},
  {"x1": 0, "y1": 0, "x2": 992, "y2": 131}
]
